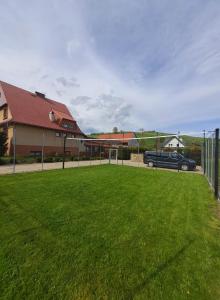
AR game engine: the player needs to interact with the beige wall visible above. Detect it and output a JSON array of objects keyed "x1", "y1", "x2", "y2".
[
  {"x1": 6, "y1": 126, "x2": 13, "y2": 155},
  {"x1": 0, "y1": 83, "x2": 12, "y2": 122},
  {"x1": 14, "y1": 124, "x2": 85, "y2": 150},
  {"x1": 0, "y1": 105, "x2": 12, "y2": 122},
  {"x1": 7, "y1": 124, "x2": 85, "y2": 156}
]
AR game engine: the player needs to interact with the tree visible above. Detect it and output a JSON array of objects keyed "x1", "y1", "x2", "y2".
[
  {"x1": 112, "y1": 127, "x2": 118, "y2": 133},
  {"x1": 0, "y1": 131, "x2": 8, "y2": 156}
]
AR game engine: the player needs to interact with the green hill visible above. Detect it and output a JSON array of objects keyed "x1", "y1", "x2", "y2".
[{"x1": 88, "y1": 130, "x2": 203, "y2": 150}]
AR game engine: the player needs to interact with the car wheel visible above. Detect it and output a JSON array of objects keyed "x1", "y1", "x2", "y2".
[
  {"x1": 181, "y1": 164, "x2": 188, "y2": 171},
  {"x1": 148, "y1": 161, "x2": 154, "y2": 167}
]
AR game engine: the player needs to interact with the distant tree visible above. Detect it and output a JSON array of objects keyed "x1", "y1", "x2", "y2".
[
  {"x1": 113, "y1": 127, "x2": 118, "y2": 133},
  {"x1": 0, "y1": 131, "x2": 8, "y2": 156}
]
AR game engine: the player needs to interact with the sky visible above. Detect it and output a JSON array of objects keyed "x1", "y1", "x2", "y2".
[{"x1": 0, "y1": 0, "x2": 220, "y2": 134}]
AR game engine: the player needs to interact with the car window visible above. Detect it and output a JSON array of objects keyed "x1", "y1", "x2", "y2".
[
  {"x1": 146, "y1": 152, "x2": 160, "y2": 157},
  {"x1": 171, "y1": 153, "x2": 178, "y2": 159}
]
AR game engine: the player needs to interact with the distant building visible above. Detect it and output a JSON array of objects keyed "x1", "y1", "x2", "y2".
[
  {"x1": 161, "y1": 136, "x2": 185, "y2": 148},
  {"x1": 96, "y1": 132, "x2": 139, "y2": 147},
  {"x1": 0, "y1": 80, "x2": 85, "y2": 156}
]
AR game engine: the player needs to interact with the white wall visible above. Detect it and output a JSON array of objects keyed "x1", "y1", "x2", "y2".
[{"x1": 164, "y1": 137, "x2": 184, "y2": 148}]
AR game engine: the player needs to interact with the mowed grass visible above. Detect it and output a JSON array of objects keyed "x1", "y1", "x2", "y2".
[{"x1": 1, "y1": 165, "x2": 220, "y2": 300}]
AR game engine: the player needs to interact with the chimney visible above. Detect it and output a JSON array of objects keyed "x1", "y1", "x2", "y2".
[{"x1": 35, "y1": 91, "x2": 46, "y2": 98}]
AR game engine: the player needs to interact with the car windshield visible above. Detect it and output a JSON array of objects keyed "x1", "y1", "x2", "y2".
[{"x1": 171, "y1": 153, "x2": 184, "y2": 159}]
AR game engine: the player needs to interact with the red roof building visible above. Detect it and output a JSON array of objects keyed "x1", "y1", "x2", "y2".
[
  {"x1": 97, "y1": 132, "x2": 139, "y2": 147},
  {"x1": 0, "y1": 80, "x2": 85, "y2": 156}
]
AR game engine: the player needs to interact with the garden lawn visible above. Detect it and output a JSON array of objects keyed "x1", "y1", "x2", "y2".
[{"x1": 1, "y1": 165, "x2": 220, "y2": 300}]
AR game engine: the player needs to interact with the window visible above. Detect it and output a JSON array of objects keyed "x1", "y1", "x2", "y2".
[
  {"x1": 171, "y1": 153, "x2": 178, "y2": 159},
  {"x1": 30, "y1": 151, "x2": 42, "y2": 157},
  {"x1": 62, "y1": 121, "x2": 76, "y2": 129},
  {"x1": 62, "y1": 122, "x2": 74, "y2": 129},
  {"x1": 3, "y1": 108, "x2": 8, "y2": 120},
  {"x1": 56, "y1": 132, "x2": 61, "y2": 137}
]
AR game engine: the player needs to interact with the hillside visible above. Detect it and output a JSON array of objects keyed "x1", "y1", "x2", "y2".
[{"x1": 88, "y1": 131, "x2": 203, "y2": 149}]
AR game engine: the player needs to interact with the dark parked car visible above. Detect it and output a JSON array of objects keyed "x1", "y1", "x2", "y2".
[{"x1": 143, "y1": 151, "x2": 196, "y2": 171}]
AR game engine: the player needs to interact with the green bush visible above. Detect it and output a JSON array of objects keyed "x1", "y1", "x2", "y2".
[
  {"x1": 44, "y1": 157, "x2": 54, "y2": 163},
  {"x1": 0, "y1": 157, "x2": 16, "y2": 165},
  {"x1": 54, "y1": 156, "x2": 63, "y2": 162}
]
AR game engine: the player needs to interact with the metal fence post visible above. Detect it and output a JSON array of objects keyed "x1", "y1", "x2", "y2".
[
  {"x1": 62, "y1": 134, "x2": 66, "y2": 169},
  {"x1": 41, "y1": 131, "x2": 45, "y2": 171},
  {"x1": 214, "y1": 128, "x2": 219, "y2": 199},
  {"x1": 203, "y1": 130, "x2": 206, "y2": 174},
  {"x1": 13, "y1": 125, "x2": 16, "y2": 174},
  {"x1": 77, "y1": 139, "x2": 80, "y2": 167},
  {"x1": 99, "y1": 143, "x2": 101, "y2": 164}
]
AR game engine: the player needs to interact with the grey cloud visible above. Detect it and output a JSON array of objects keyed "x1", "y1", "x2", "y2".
[
  {"x1": 56, "y1": 90, "x2": 65, "y2": 97},
  {"x1": 56, "y1": 76, "x2": 80, "y2": 87},
  {"x1": 71, "y1": 96, "x2": 91, "y2": 105},
  {"x1": 41, "y1": 74, "x2": 49, "y2": 80},
  {"x1": 70, "y1": 93, "x2": 133, "y2": 131}
]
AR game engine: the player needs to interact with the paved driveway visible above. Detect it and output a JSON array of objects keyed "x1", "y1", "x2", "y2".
[{"x1": 0, "y1": 159, "x2": 202, "y2": 175}]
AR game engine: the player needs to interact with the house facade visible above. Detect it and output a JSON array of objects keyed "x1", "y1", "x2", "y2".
[
  {"x1": 0, "y1": 81, "x2": 85, "y2": 157},
  {"x1": 161, "y1": 136, "x2": 185, "y2": 148}
]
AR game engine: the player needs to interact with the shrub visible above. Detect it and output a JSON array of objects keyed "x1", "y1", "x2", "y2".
[
  {"x1": 44, "y1": 157, "x2": 54, "y2": 163},
  {"x1": 0, "y1": 131, "x2": 8, "y2": 156}
]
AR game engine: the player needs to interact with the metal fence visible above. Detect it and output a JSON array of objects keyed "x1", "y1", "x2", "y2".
[
  {"x1": 202, "y1": 128, "x2": 219, "y2": 199},
  {"x1": 0, "y1": 131, "x2": 204, "y2": 177}
]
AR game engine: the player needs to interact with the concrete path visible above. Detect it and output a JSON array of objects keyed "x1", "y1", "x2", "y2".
[{"x1": 0, "y1": 159, "x2": 202, "y2": 175}]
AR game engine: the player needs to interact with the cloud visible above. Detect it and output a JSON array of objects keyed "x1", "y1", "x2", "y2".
[
  {"x1": 56, "y1": 76, "x2": 80, "y2": 88},
  {"x1": 0, "y1": 0, "x2": 220, "y2": 133},
  {"x1": 70, "y1": 93, "x2": 132, "y2": 132}
]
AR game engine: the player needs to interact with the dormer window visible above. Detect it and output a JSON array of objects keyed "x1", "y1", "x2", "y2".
[{"x1": 62, "y1": 121, "x2": 76, "y2": 129}]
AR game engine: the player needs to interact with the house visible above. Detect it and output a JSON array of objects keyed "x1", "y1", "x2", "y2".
[
  {"x1": 96, "y1": 132, "x2": 139, "y2": 147},
  {"x1": 0, "y1": 80, "x2": 85, "y2": 157},
  {"x1": 161, "y1": 136, "x2": 185, "y2": 148}
]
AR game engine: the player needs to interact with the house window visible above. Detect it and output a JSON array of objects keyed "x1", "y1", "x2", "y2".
[
  {"x1": 30, "y1": 151, "x2": 42, "y2": 157},
  {"x1": 56, "y1": 132, "x2": 61, "y2": 137},
  {"x1": 3, "y1": 108, "x2": 8, "y2": 120},
  {"x1": 62, "y1": 121, "x2": 76, "y2": 129}
]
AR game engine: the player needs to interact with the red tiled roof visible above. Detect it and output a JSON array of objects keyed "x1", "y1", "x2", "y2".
[
  {"x1": 0, "y1": 80, "x2": 83, "y2": 134},
  {"x1": 97, "y1": 132, "x2": 135, "y2": 142}
]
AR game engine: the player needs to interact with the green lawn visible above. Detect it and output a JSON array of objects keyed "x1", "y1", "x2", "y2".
[{"x1": 1, "y1": 165, "x2": 220, "y2": 300}]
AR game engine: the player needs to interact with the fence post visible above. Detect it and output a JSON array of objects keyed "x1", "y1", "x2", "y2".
[
  {"x1": 214, "y1": 128, "x2": 219, "y2": 199},
  {"x1": 203, "y1": 130, "x2": 206, "y2": 174},
  {"x1": 78, "y1": 139, "x2": 80, "y2": 167},
  {"x1": 62, "y1": 134, "x2": 66, "y2": 169},
  {"x1": 13, "y1": 125, "x2": 16, "y2": 174},
  {"x1": 41, "y1": 131, "x2": 45, "y2": 171}
]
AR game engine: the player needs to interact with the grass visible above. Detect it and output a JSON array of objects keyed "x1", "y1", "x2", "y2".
[{"x1": 1, "y1": 165, "x2": 220, "y2": 299}]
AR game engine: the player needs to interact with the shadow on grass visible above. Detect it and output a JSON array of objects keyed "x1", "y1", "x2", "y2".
[{"x1": 125, "y1": 238, "x2": 195, "y2": 299}]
